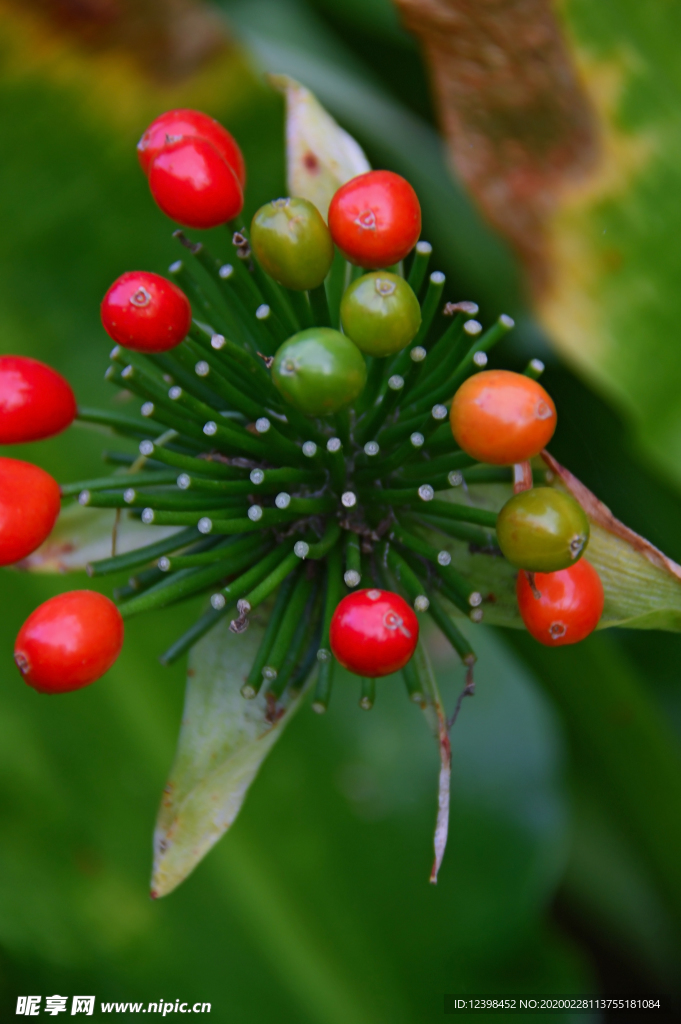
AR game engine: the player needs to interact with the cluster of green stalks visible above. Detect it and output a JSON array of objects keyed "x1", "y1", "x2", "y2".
[{"x1": 65, "y1": 227, "x2": 534, "y2": 712}]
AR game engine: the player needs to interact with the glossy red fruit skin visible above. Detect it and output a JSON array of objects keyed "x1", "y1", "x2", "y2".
[
  {"x1": 328, "y1": 171, "x2": 421, "y2": 269},
  {"x1": 0, "y1": 457, "x2": 60, "y2": 566},
  {"x1": 137, "y1": 108, "x2": 246, "y2": 187},
  {"x1": 329, "y1": 588, "x2": 419, "y2": 677},
  {"x1": 516, "y1": 560, "x2": 604, "y2": 647},
  {"x1": 148, "y1": 137, "x2": 243, "y2": 229},
  {"x1": 14, "y1": 591, "x2": 124, "y2": 694},
  {"x1": 0, "y1": 355, "x2": 76, "y2": 444},
  {"x1": 101, "y1": 271, "x2": 192, "y2": 352}
]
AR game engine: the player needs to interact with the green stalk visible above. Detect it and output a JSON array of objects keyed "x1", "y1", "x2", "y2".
[
  {"x1": 343, "y1": 529, "x2": 362, "y2": 588},
  {"x1": 80, "y1": 489, "x2": 246, "y2": 513},
  {"x1": 523, "y1": 358, "x2": 545, "y2": 380},
  {"x1": 411, "y1": 512, "x2": 497, "y2": 548},
  {"x1": 355, "y1": 374, "x2": 405, "y2": 446},
  {"x1": 77, "y1": 406, "x2": 169, "y2": 442},
  {"x1": 406, "y1": 241, "x2": 432, "y2": 296},
  {"x1": 406, "y1": 314, "x2": 473, "y2": 403},
  {"x1": 241, "y1": 573, "x2": 299, "y2": 698},
  {"x1": 263, "y1": 572, "x2": 316, "y2": 698},
  {"x1": 355, "y1": 356, "x2": 386, "y2": 415},
  {"x1": 357, "y1": 405, "x2": 448, "y2": 481},
  {"x1": 250, "y1": 257, "x2": 299, "y2": 334},
  {"x1": 238, "y1": 549, "x2": 300, "y2": 613},
  {"x1": 308, "y1": 284, "x2": 331, "y2": 327},
  {"x1": 188, "y1": 322, "x2": 277, "y2": 399},
  {"x1": 159, "y1": 544, "x2": 291, "y2": 664},
  {"x1": 306, "y1": 521, "x2": 343, "y2": 560},
  {"x1": 324, "y1": 439, "x2": 346, "y2": 494},
  {"x1": 87, "y1": 525, "x2": 200, "y2": 577},
  {"x1": 285, "y1": 287, "x2": 313, "y2": 330},
  {"x1": 411, "y1": 467, "x2": 514, "y2": 491},
  {"x1": 383, "y1": 544, "x2": 428, "y2": 609},
  {"x1": 397, "y1": 450, "x2": 477, "y2": 481},
  {"x1": 133, "y1": 441, "x2": 247, "y2": 480},
  {"x1": 168, "y1": 259, "x2": 236, "y2": 343},
  {"x1": 119, "y1": 540, "x2": 271, "y2": 619},
  {"x1": 391, "y1": 521, "x2": 479, "y2": 608},
  {"x1": 325, "y1": 250, "x2": 350, "y2": 329},
  {"x1": 60, "y1": 470, "x2": 178, "y2": 497},
  {"x1": 359, "y1": 677, "x2": 376, "y2": 711},
  {"x1": 401, "y1": 657, "x2": 426, "y2": 704},
  {"x1": 410, "y1": 315, "x2": 515, "y2": 415},
  {"x1": 369, "y1": 491, "x2": 497, "y2": 528},
  {"x1": 312, "y1": 543, "x2": 343, "y2": 713},
  {"x1": 426, "y1": 590, "x2": 477, "y2": 665}
]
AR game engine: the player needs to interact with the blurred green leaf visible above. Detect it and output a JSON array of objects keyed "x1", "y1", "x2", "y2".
[{"x1": 152, "y1": 608, "x2": 310, "y2": 897}]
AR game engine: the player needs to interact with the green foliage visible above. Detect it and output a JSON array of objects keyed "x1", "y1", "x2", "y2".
[{"x1": 1, "y1": 0, "x2": 681, "y2": 1012}]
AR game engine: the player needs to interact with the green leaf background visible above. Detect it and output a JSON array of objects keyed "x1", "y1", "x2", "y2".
[{"x1": 1, "y1": 0, "x2": 681, "y2": 1015}]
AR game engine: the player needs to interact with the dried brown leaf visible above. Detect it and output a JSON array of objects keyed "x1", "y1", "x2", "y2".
[{"x1": 392, "y1": 0, "x2": 600, "y2": 290}]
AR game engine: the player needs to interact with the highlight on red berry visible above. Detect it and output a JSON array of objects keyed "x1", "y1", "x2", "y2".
[
  {"x1": 148, "y1": 137, "x2": 244, "y2": 229},
  {"x1": 101, "y1": 271, "x2": 192, "y2": 352},
  {"x1": 328, "y1": 170, "x2": 421, "y2": 269},
  {"x1": 0, "y1": 457, "x2": 61, "y2": 566},
  {"x1": 329, "y1": 588, "x2": 419, "y2": 678},
  {"x1": 450, "y1": 369, "x2": 557, "y2": 466},
  {"x1": 14, "y1": 591, "x2": 124, "y2": 694},
  {"x1": 516, "y1": 560, "x2": 604, "y2": 647},
  {"x1": 137, "y1": 108, "x2": 246, "y2": 187},
  {"x1": 0, "y1": 355, "x2": 77, "y2": 444}
]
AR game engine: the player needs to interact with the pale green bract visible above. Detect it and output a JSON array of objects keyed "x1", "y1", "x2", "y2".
[{"x1": 151, "y1": 608, "x2": 309, "y2": 898}]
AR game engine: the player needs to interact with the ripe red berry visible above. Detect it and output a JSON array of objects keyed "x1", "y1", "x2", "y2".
[
  {"x1": 148, "y1": 137, "x2": 243, "y2": 229},
  {"x1": 328, "y1": 170, "x2": 421, "y2": 269},
  {"x1": 14, "y1": 591, "x2": 124, "y2": 694},
  {"x1": 0, "y1": 457, "x2": 60, "y2": 565},
  {"x1": 0, "y1": 355, "x2": 76, "y2": 444},
  {"x1": 137, "y1": 108, "x2": 246, "y2": 187},
  {"x1": 450, "y1": 369, "x2": 557, "y2": 465},
  {"x1": 329, "y1": 588, "x2": 419, "y2": 677},
  {"x1": 516, "y1": 560, "x2": 604, "y2": 646},
  {"x1": 101, "y1": 271, "x2": 192, "y2": 352}
]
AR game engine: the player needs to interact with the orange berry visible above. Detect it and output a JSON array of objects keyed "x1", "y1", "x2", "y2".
[{"x1": 449, "y1": 369, "x2": 556, "y2": 465}]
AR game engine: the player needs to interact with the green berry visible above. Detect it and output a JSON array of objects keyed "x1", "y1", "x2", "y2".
[
  {"x1": 271, "y1": 328, "x2": 367, "y2": 416},
  {"x1": 340, "y1": 271, "x2": 421, "y2": 357},
  {"x1": 496, "y1": 487, "x2": 590, "y2": 573},
  {"x1": 250, "y1": 197, "x2": 334, "y2": 291}
]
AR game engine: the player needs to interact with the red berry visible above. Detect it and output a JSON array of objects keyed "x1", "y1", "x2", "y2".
[
  {"x1": 148, "y1": 137, "x2": 243, "y2": 229},
  {"x1": 0, "y1": 355, "x2": 76, "y2": 444},
  {"x1": 137, "y1": 108, "x2": 246, "y2": 187},
  {"x1": 0, "y1": 457, "x2": 60, "y2": 566},
  {"x1": 14, "y1": 591, "x2": 124, "y2": 694},
  {"x1": 329, "y1": 588, "x2": 419, "y2": 677},
  {"x1": 328, "y1": 171, "x2": 421, "y2": 269},
  {"x1": 516, "y1": 560, "x2": 604, "y2": 646},
  {"x1": 450, "y1": 369, "x2": 557, "y2": 465},
  {"x1": 101, "y1": 271, "x2": 192, "y2": 352}
]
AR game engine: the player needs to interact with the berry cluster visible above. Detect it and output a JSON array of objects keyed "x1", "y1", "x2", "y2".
[{"x1": 2, "y1": 108, "x2": 605, "y2": 712}]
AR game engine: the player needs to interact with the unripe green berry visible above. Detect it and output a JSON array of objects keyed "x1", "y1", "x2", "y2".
[
  {"x1": 272, "y1": 328, "x2": 367, "y2": 417},
  {"x1": 340, "y1": 271, "x2": 421, "y2": 357},
  {"x1": 497, "y1": 487, "x2": 590, "y2": 573},
  {"x1": 250, "y1": 197, "x2": 334, "y2": 291}
]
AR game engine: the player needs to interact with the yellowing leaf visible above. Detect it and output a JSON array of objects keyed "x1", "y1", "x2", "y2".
[
  {"x1": 14, "y1": 503, "x2": 181, "y2": 574},
  {"x1": 268, "y1": 74, "x2": 370, "y2": 219},
  {"x1": 151, "y1": 610, "x2": 310, "y2": 898}
]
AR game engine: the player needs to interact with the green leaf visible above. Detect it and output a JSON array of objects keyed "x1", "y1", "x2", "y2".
[
  {"x1": 14, "y1": 503, "x2": 182, "y2": 574},
  {"x1": 151, "y1": 608, "x2": 311, "y2": 898},
  {"x1": 269, "y1": 73, "x2": 370, "y2": 219}
]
